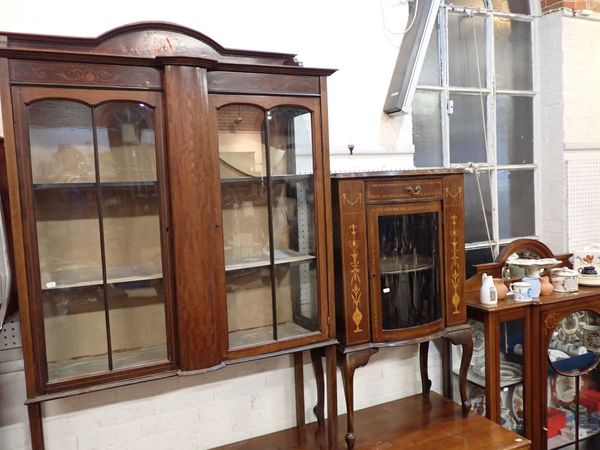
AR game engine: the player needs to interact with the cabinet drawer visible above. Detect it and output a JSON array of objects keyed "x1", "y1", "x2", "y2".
[{"x1": 365, "y1": 178, "x2": 442, "y2": 202}]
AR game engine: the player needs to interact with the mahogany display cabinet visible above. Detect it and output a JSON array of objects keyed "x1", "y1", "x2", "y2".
[
  {"x1": 0, "y1": 23, "x2": 338, "y2": 449},
  {"x1": 463, "y1": 239, "x2": 600, "y2": 450},
  {"x1": 331, "y1": 169, "x2": 473, "y2": 449}
]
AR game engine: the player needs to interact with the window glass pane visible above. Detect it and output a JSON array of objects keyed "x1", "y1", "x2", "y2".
[
  {"x1": 448, "y1": 13, "x2": 487, "y2": 89},
  {"x1": 449, "y1": 93, "x2": 488, "y2": 163},
  {"x1": 465, "y1": 247, "x2": 495, "y2": 278},
  {"x1": 451, "y1": 0, "x2": 486, "y2": 7},
  {"x1": 498, "y1": 170, "x2": 535, "y2": 239},
  {"x1": 492, "y1": 0, "x2": 529, "y2": 14},
  {"x1": 413, "y1": 90, "x2": 443, "y2": 167},
  {"x1": 464, "y1": 171, "x2": 493, "y2": 243},
  {"x1": 418, "y1": 17, "x2": 441, "y2": 86},
  {"x1": 497, "y1": 96, "x2": 533, "y2": 165},
  {"x1": 494, "y1": 19, "x2": 532, "y2": 90}
]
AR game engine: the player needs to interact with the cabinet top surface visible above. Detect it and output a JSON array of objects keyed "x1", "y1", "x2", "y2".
[
  {"x1": 0, "y1": 22, "x2": 336, "y2": 76},
  {"x1": 331, "y1": 167, "x2": 465, "y2": 180},
  {"x1": 466, "y1": 287, "x2": 600, "y2": 312}
]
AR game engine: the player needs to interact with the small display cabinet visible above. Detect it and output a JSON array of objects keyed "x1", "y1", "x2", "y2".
[
  {"x1": 331, "y1": 169, "x2": 473, "y2": 449},
  {"x1": 464, "y1": 239, "x2": 600, "y2": 450},
  {"x1": 0, "y1": 23, "x2": 337, "y2": 449}
]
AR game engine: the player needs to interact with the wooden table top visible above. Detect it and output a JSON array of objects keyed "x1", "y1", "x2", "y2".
[{"x1": 214, "y1": 392, "x2": 531, "y2": 449}]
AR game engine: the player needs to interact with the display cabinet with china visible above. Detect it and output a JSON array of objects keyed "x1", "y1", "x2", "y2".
[
  {"x1": 463, "y1": 238, "x2": 600, "y2": 450},
  {"x1": 331, "y1": 169, "x2": 473, "y2": 449},
  {"x1": 0, "y1": 23, "x2": 337, "y2": 449}
]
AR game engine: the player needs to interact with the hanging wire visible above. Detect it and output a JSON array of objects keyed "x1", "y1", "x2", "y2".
[
  {"x1": 380, "y1": 0, "x2": 421, "y2": 46},
  {"x1": 471, "y1": 12, "x2": 497, "y2": 260}
]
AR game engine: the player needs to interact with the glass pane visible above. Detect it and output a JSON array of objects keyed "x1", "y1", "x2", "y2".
[
  {"x1": 465, "y1": 247, "x2": 495, "y2": 278},
  {"x1": 95, "y1": 103, "x2": 157, "y2": 183},
  {"x1": 218, "y1": 105, "x2": 267, "y2": 178},
  {"x1": 498, "y1": 170, "x2": 535, "y2": 239},
  {"x1": 449, "y1": 93, "x2": 488, "y2": 164},
  {"x1": 499, "y1": 319, "x2": 526, "y2": 436},
  {"x1": 226, "y1": 268, "x2": 274, "y2": 348},
  {"x1": 413, "y1": 90, "x2": 443, "y2": 167},
  {"x1": 268, "y1": 106, "x2": 313, "y2": 175},
  {"x1": 378, "y1": 212, "x2": 441, "y2": 329},
  {"x1": 497, "y1": 96, "x2": 533, "y2": 165},
  {"x1": 275, "y1": 261, "x2": 319, "y2": 339},
  {"x1": 547, "y1": 311, "x2": 600, "y2": 447},
  {"x1": 28, "y1": 100, "x2": 96, "y2": 185},
  {"x1": 94, "y1": 103, "x2": 167, "y2": 369},
  {"x1": 548, "y1": 311, "x2": 600, "y2": 377},
  {"x1": 44, "y1": 286, "x2": 108, "y2": 380},
  {"x1": 494, "y1": 19, "x2": 532, "y2": 90},
  {"x1": 453, "y1": 319, "x2": 487, "y2": 416},
  {"x1": 448, "y1": 13, "x2": 487, "y2": 89},
  {"x1": 101, "y1": 189, "x2": 167, "y2": 369},
  {"x1": 35, "y1": 187, "x2": 107, "y2": 380},
  {"x1": 417, "y1": 16, "x2": 441, "y2": 86},
  {"x1": 492, "y1": 0, "x2": 529, "y2": 14},
  {"x1": 464, "y1": 171, "x2": 493, "y2": 243},
  {"x1": 451, "y1": 0, "x2": 487, "y2": 7}
]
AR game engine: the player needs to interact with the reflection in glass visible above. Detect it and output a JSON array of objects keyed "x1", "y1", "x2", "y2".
[
  {"x1": 494, "y1": 19, "x2": 532, "y2": 91},
  {"x1": 95, "y1": 103, "x2": 157, "y2": 183},
  {"x1": 499, "y1": 319, "x2": 526, "y2": 436},
  {"x1": 219, "y1": 103, "x2": 319, "y2": 350},
  {"x1": 449, "y1": 93, "x2": 488, "y2": 164},
  {"x1": 227, "y1": 268, "x2": 274, "y2": 348},
  {"x1": 498, "y1": 170, "x2": 535, "y2": 239},
  {"x1": 448, "y1": 14, "x2": 487, "y2": 89},
  {"x1": 464, "y1": 171, "x2": 493, "y2": 243},
  {"x1": 548, "y1": 311, "x2": 600, "y2": 377},
  {"x1": 497, "y1": 96, "x2": 533, "y2": 165},
  {"x1": 218, "y1": 105, "x2": 267, "y2": 178},
  {"x1": 413, "y1": 90, "x2": 443, "y2": 167},
  {"x1": 492, "y1": 0, "x2": 529, "y2": 14},
  {"x1": 275, "y1": 261, "x2": 319, "y2": 339},
  {"x1": 378, "y1": 212, "x2": 441, "y2": 329},
  {"x1": 28, "y1": 100, "x2": 96, "y2": 185},
  {"x1": 268, "y1": 106, "x2": 314, "y2": 176}
]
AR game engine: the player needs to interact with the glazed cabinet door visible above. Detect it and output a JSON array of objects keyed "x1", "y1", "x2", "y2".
[
  {"x1": 12, "y1": 87, "x2": 174, "y2": 393},
  {"x1": 211, "y1": 95, "x2": 329, "y2": 358},
  {"x1": 367, "y1": 201, "x2": 444, "y2": 342},
  {"x1": 544, "y1": 309, "x2": 600, "y2": 450}
]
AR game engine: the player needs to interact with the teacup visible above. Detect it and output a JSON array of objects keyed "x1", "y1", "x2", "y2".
[
  {"x1": 579, "y1": 266, "x2": 598, "y2": 275},
  {"x1": 510, "y1": 282, "x2": 533, "y2": 302},
  {"x1": 583, "y1": 324, "x2": 600, "y2": 352}
]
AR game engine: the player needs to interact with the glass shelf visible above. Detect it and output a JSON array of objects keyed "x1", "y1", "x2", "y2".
[
  {"x1": 32, "y1": 181, "x2": 158, "y2": 190},
  {"x1": 225, "y1": 249, "x2": 315, "y2": 272},
  {"x1": 221, "y1": 174, "x2": 312, "y2": 184},
  {"x1": 41, "y1": 264, "x2": 163, "y2": 290}
]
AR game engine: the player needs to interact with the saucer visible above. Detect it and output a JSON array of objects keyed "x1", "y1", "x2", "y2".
[{"x1": 578, "y1": 274, "x2": 600, "y2": 286}]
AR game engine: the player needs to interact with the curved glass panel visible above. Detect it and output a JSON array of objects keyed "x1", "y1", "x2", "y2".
[{"x1": 548, "y1": 311, "x2": 600, "y2": 377}]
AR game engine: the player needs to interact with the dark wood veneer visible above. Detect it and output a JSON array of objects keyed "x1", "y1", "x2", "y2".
[{"x1": 207, "y1": 71, "x2": 320, "y2": 96}]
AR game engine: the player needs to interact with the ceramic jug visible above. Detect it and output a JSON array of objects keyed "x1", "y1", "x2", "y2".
[
  {"x1": 480, "y1": 273, "x2": 498, "y2": 305},
  {"x1": 493, "y1": 278, "x2": 508, "y2": 300},
  {"x1": 540, "y1": 275, "x2": 554, "y2": 296}
]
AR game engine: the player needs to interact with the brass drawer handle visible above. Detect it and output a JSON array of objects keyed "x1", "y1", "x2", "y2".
[{"x1": 406, "y1": 184, "x2": 422, "y2": 195}]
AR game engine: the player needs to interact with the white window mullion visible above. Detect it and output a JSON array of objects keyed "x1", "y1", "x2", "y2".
[{"x1": 440, "y1": 6, "x2": 451, "y2": 168}]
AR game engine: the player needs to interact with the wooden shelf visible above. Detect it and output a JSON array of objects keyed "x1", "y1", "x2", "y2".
[
  {"x1": 225, "y1": 249, "x2": 315, "y2": 272},
  {"x1": 215, "y1": 392, "x2": 531, "y2": 449}
]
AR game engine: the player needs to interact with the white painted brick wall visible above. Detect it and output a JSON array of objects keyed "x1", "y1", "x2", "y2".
[{"x1": 0, "y1": 345, "x2": 442, "y2": 450}]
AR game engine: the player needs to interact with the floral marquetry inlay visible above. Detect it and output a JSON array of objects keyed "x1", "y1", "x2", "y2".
[
  {"x1": 349, "y1": 223, "x2": 363, "y2": 333},
  {"x1": 450, "y1": 214, "x2": 461, "y2": 314}
]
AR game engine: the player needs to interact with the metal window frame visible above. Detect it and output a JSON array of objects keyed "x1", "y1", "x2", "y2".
[{"x1": 422, "y1": 1, "x2": 538, "y2": 261}]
